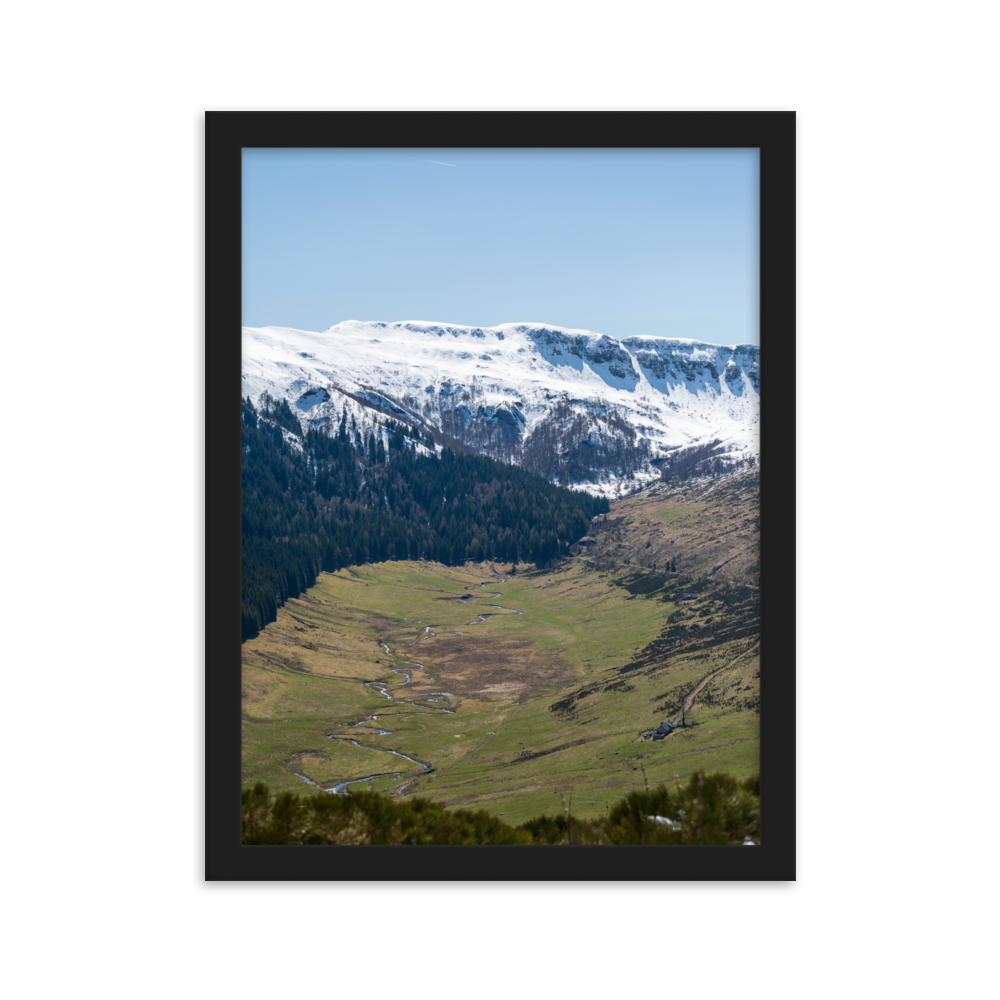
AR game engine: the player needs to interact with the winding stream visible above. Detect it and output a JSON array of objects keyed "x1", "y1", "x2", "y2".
[{"x1": 319, "y1": 580, "x2": 524, "y2": 794}]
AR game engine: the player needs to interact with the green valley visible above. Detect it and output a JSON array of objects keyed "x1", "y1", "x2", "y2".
[{"x1": 241, "y1": 469, "x2": 760, "y2": 824}]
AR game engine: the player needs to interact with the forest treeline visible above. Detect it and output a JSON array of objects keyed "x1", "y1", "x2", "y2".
[{"x1": 241, "y1": 396, "x2": 609, "y2": 638}]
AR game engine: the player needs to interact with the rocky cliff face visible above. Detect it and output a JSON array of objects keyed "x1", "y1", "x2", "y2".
[{"x1": 242, "y1": 320, "x2": 760, "y2": 497}]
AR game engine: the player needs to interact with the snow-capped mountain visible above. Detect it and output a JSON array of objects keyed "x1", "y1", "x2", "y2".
[{"x1": 242, "y1": 320, "x2": 760, "y2": 497}]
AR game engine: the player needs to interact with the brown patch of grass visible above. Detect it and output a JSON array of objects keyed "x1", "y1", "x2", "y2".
[
  {"x1": 241, "y1": 590, "x2": 402, "y2": 721},
  {"x1": 586, "y1": 469, "x2": 759, "y2": 585},
  {"x1": 403, "y1": 632, "x2": 574, "y2": 702}
]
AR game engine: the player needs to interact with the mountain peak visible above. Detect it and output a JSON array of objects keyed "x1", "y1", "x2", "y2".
[{"x1": 243, "y1": 320, "x2": 759, "y2": 497}]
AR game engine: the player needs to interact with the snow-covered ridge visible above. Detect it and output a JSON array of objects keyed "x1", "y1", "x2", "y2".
[{"x1": 242, "y1": 320, "x2": 760, "y2": 497}]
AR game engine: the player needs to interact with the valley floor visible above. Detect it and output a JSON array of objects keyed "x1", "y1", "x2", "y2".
[{"x1": 241, "y1": 472, "x2": 760, "y2": 823}]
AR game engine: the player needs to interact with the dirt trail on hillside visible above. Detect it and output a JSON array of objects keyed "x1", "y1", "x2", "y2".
[{"x1": 675, "y1": 640, "x2": 761, "y2": 723}]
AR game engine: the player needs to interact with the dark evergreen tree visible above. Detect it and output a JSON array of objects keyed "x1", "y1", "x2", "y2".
[{"x1": 241, "y1": 397, "x2": 608, "y2": 639}]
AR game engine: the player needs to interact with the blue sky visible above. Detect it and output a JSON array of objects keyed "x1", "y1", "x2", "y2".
[{"x1": 243, "y1": 148, "x2": 759, "y2": 346}]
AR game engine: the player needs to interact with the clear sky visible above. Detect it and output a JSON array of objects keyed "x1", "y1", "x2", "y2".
[{"x1": 243, "y1": 148, "x2": 758, "y2": 346}]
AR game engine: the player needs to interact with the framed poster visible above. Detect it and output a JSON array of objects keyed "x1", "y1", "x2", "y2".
[{"x1": 206, "y1": 113, "x2": 794, "y2": 879}]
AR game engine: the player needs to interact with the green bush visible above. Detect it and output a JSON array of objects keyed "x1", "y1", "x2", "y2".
[
  {"x1": 242, "y1": 771, "x2": 759, "y2": 846},
  {"x1": 518, "y1": 812, "x2": 604, "y2": 845},
  {"x1": 242, "y1": 784, "x2": 532, "y2": 845},
  {"x1": 601, "y1": 772, "x2": 760, "y2": 845}
]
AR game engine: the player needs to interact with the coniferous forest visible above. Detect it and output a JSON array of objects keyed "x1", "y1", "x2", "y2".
[{"x1": 241, "y1": 397, "x2": 609, "y2": 638}]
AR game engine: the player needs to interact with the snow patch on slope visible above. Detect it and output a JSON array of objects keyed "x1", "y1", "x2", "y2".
[{"x1": 242, "y1": 320, "x2": 759, "y2": 494}]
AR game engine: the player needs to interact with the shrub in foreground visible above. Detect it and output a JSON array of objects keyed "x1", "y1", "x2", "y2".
[
  {"x1": 242, "y1": 783, "x2": 532, "y2": 845},
  {"x1": 599, "y1": 772, "x2": 760, "y2": 845},
  {"x1": 243, "y1": 771, "x2": 760, "y2": 846}
]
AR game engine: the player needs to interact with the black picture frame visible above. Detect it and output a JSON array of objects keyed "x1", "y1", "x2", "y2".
[{"x1": 206, "y1": 111, "x2": 795, "y2": 881}]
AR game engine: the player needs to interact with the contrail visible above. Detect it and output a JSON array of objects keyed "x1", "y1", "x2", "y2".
[{"x1": 419, "y1": 159, "x2": 456, "y2": 167}]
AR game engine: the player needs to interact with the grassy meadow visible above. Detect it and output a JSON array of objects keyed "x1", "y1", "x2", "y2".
[{"x1": 241, "y1": 469, "x2": 760, "y2": 824}]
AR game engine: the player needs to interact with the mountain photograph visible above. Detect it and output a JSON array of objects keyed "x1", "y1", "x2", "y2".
[{"x1": 239, "y1": 148, "x2": 762, "y2": 845}]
